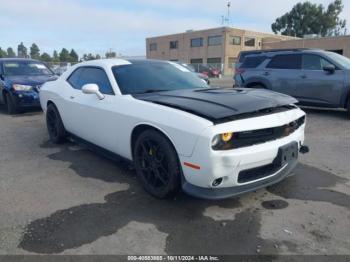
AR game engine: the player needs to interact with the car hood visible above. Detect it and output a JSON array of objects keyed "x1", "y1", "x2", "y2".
[
  {"x1": 5, "y1": 75, "x2": 58, "y2": 86},
  {"x1": 133, "y1": 88, "x2": 298, "y2": 124}
]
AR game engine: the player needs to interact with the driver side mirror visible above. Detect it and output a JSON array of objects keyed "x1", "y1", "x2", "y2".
[
  {"x1": 82, "y1": 84, "x2": 105, "y2": 100},
  {"x1": 323, "y1": 64, "x2": 336, "y2": 74}
]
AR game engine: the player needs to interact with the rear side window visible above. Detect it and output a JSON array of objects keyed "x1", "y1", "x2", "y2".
[
  {"x1": 267, "y1": 54, "x2": 302, "y2": 69},
  {"x1": 240, "y1": 56, "x2": 266, "y2": 68},
  {"x1": 79, "y1": 68, "x2": 114, "y2": 95},
  {"x1": 239, "y1": 51, "x2": 261, "y2": 63},
  {"x1": 67, "y1": 68, "x2": 84, "y2": 89},
  {"x1": 67, "y1": 67, "x2": 114, "y2": 95}
]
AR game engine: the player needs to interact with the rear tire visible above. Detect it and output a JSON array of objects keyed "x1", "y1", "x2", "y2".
[
  {"x1": 5, "y1": 93, "x2": 18, "y2": 115},
  {"x1": 133, "y1": 129, "x2": 181, "y2": 199},
  {"x1": 46, "y1": 104, "x2": 66, "y2": 144},
  {"x1": 346, "y1": 98, "x2": 350, "y2": 116}
]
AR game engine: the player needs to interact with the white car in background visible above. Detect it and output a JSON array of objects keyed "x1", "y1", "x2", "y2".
[{"x1": 39, "y1": 59, "x2": 309, "y2": 199}]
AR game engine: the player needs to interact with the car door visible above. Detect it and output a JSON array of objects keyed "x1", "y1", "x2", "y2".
[
  {"x1": 64, "y1": 66, "x2": 119, "y2": 152},
  {"x1": 264, "y1": 54, "x2": 303, "y2": 98},
  {"x1": 299, "y1": 54, "x2": 345, "y2": 106}
]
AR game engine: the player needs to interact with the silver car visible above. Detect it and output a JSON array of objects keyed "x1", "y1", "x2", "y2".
[{"x1": 234, "y1": 49, "x2": 350, "y2": 115}]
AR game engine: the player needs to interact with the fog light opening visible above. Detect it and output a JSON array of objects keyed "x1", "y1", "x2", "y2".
[{"x1": 212, "y1": 178, "x2": 223, "y2": 187}]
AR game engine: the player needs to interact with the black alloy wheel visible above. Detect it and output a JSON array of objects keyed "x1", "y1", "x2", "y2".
[
  {"x1": 46, "y1": 104, "x2": 66, "y2": 144},
  {"x1": 134, "y1": 129, "x2": 181, "y2": 199}
]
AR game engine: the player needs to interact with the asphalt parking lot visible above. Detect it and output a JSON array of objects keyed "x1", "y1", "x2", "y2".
[{"x1": 0, "y1": 81, "x2": 349, "y2": 255}]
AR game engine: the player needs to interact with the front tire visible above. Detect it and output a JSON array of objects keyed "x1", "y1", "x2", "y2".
[
  {"x1": 5, "y1": 93, "x2": 18, "y2": 114},
  {"x1": 133, "y1": 129, "x2": 181, "y2": 199},
  {"x1": 46, "y1": 104, "x2": 66, "y2": 144}
]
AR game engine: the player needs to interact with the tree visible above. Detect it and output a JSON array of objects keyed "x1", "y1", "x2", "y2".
[
  {"x1": 30, "y1": 43, "x2": 40, "y2": 59},
  {"x1": 272, "y1": 0, "x2": 347, "y2": 37},
  {"x1": 7, "y1": 47, "x2": 16, "y2": 58},
  {"x1": 52, "y1": 50, "x2": 59, "y2": 63},
  {"x1": 40, "y1": 52, "x2": 52, "y2": 62},
  {"x1": 105, "y1": 51, "x2": 116, "y2": 58},
  {"x1": 0, "y1": 48, "x2": 7, "y2": 58},
  {"x1": 17, "y1": 42, "x2": 28, "y2": 58},
  {"x1": 59, "y1": 48, "x2": 70, "y2": 62},
  {"x1": 82, "y1": 53, "x2": 100, "y2": 61},
  {"x1": 69, "y1": 49, "x2": 79, "y2": 62}
]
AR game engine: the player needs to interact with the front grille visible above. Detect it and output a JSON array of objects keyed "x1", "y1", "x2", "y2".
[
  {"x1": 238, "y1": 163, "x2": 280, "y2": 183},
  {"x1": 212, "y1": 115, "x2": 305, "y2": 150}
]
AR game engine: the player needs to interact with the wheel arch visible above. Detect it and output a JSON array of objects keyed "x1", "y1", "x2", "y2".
[
  {"x1": 2, "y1": 89, "x2": 8, "y2": 104},
  {"x1": 244, "y1": 77, "x2": 270, "y2": 89},
  {"x1": 130, "y1": 123, "x2": 179, "y2": 161},
  {"x1": 245, "y1": 82, "x2": 267, "y2": 88}
]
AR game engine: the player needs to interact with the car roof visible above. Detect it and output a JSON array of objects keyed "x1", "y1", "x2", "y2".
[
  {"x1": 72, "y1": 58, "x2": 172, "y2": 68},
  {"x1": 0, "y1": 58, "x2": 43, "y2": 63}
]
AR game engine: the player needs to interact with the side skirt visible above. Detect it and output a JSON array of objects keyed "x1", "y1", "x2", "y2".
[{"x1": 67, "y1": 132, "x2": 134, "y2": 166}]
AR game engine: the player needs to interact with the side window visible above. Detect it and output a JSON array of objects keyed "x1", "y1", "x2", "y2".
[
  {"x1": 302, "y1": 54, "x2": 333, "y2": 70},
  {"x1": 79, "y1": 68, "x2": 114, "y2": 95},
  {"x1": 240, "y1": 56, "x2": 266, "y2": 68},
  {"x1": 67, "y1": 68, "x2": 84, "y2": 89},
  {"x1": 267, "y1": 54, "x2": 302, "y2": 69}
]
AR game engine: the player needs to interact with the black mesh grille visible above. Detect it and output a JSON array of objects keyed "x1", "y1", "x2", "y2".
[{"x1": 213, "y1": 116, "x2": 305, "y2": 150}]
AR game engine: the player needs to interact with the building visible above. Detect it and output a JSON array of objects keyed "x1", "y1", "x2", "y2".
[
  {"x1": 262, "y1": 35, "x2": 350, "y2": 57},
  {"x1": 146, "y1": 27, "x2": 295, "y2": 75}
]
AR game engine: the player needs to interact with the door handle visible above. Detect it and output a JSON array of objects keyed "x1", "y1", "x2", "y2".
[
  {"x1": 263, "y1": 72, "x2": 270, "y2": 76},
  {"x1": 300, "y1": 75, "x2": 307, "y2": 79}
]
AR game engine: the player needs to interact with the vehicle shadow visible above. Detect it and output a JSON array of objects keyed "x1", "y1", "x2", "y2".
[
  {"x1": 0, "y1": 104, "x2": 42, "y2": 116},
  {"x1": 300, "y1": 106, "x2": 349, "y2": 120}
]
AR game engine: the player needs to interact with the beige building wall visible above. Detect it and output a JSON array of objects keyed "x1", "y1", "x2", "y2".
[
  {"x1": 263, "y1": 36, "x2": 350, "y2": 57},
  {"x1": 146, "y1": 27, "x2": 295, "y2": 75}
]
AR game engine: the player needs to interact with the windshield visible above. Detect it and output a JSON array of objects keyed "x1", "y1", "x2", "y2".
[
  {"x1": 112, "y1": 60, "x2": 208, "y2": 95},
  {"x1": 3, "y1": 61, "x2": 53, "y2": 76},
  {"x1": 326, "y1": 52, "x2": 350, "y2": 69}
]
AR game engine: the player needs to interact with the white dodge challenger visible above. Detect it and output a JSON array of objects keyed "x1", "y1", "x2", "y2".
[{"x1": 40, "y1": 59, "x2": 309, "y2": 199}]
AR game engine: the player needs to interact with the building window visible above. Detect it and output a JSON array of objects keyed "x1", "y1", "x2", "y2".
[
  {"x1": 228, "y1": 57, "x2": 236, "y2": 68},
  {"x1": 207, "y1": 58, "x2": 221, "y2": 64},
  {"x1": 229, "y1": 36, "x2": 241, "y2": 45},
  {"x1": 170, "y1": 41, "x2": 178, "y2": 49},
  {"x1": 149, "y1": 43, "x2": 157, "y2": 51},
  {"x1": 190, "y1": 58, "x2": 203, "y2": 64},
  {"x1": 244, "y1": 37, "x2": 256, "y2": 47},
  {"x1": 208, "y1": 35, "x2": 222, "y2": 46},
  {"x1": 191, "y1": 38, "x2": 203, "y2": 47}
]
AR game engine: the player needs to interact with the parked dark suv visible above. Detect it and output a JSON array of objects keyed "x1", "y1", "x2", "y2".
[
  {"x1": 234, "y1": 49, "x2": 350, "y2": 114},
  {"x1": 0, "y1": 58, "x2": 57, "y2": 114}
]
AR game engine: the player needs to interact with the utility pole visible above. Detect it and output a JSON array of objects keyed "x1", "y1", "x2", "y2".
[{"x1": 221, "y1": 1, "x2": 231, "y2": 26}]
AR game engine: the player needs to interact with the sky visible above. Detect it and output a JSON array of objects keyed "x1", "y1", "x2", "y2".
[{"x1": 0, "y1": 0, "x2": 349, "y2": 57}]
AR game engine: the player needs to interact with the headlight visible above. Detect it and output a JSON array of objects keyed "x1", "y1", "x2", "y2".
[
  {"x1": 212, "y1": 132, "x2": 234, "y2": 150},
  {"x1": 12, "y1": 84, "x2": 33, "y2": 91}
]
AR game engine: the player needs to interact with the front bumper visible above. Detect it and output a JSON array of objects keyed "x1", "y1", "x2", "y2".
[
  {"x1": 12, "y1": 91, "x2": 41, "y2": 107},
  {"x1": 183, "y1": 157, "x2": 297, "y2": 200},
  {"x1": 179, "y1": 108, "x2": 306, "y2": 199}
]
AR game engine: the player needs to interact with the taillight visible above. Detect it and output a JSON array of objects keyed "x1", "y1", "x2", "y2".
[{"x1": 235, "y1": 68, "x2": 245, "y2": 74}]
